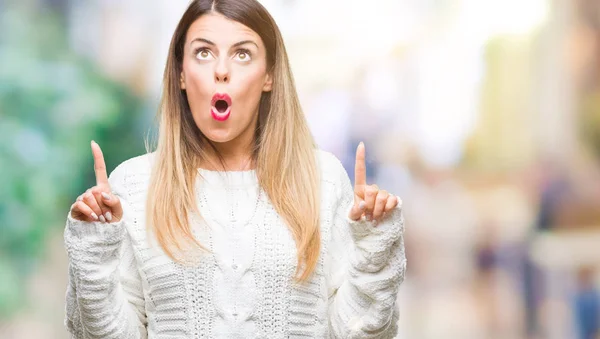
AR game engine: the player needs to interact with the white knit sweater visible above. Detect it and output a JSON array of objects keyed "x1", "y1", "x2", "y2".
[{"x1": 63, "y1": 150, "x2": 406, "y2": 339}]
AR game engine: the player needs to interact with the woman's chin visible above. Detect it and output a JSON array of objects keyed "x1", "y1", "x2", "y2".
[{"x1": 202, "y1": 129, "x2": 236, "y2": 144}]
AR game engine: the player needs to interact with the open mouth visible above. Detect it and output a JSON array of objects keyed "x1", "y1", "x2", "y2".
[
  {"x1": 211, "y1": 93, "x2": 232, "y2": 121},
  {"x1": 214, "y1": 100, "x2": 229, "y2": 113}
]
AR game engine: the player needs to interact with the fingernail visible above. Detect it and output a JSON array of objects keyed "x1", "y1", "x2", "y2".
[
  {"x1": 105, "y1": 212, "x2": 112, "y2": 222},
  {"x1": 366, "y1": 214, "x2": 372, "y2": 221},
  {"x1": 373, "y1": 220, "x2": 379, "y2": 227},
  {"x1": 101, "y1": 192, "x2": 111, "y2": 200},
  {"x1": 99, "y1": 215, "x2": 106, "y2": 223},
  {"x1": 358, "y1": 201, "x2": 366, "y2": 210},
  {"x1": 91, "y1": 212, "x2": 98, "y2": 220}
]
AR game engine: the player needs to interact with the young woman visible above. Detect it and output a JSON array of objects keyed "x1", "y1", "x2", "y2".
[{"x1": 64, "y1": 0, "x2": 406, "y2": 338}]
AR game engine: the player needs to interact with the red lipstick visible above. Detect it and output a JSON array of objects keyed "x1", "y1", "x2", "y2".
[{"x1": 211, "y1": 93, "x2": 232, "y2": 121}]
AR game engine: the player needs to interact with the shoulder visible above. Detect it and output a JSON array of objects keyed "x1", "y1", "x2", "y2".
[
  {"x1": 314, "y1": 149, "x2": 352, "y2": 193},
  {"x1": 315, "y1": 149, "x2": 345, "y2": 177},
  {"x1": 108, "y1": 152, "x2": 156, "y2": 190}
]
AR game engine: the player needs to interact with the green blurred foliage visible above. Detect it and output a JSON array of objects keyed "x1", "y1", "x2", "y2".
[{"x1": 0, "y1": 3, "x2": 147, "y2": 318}]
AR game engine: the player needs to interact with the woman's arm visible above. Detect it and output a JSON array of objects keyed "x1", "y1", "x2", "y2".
[
  {"x1": 64, "y1": 164, "x2": 147, "y2": 339},
  {"x1": 326, "y1": 151, "x2": 406, "y2": 339}
]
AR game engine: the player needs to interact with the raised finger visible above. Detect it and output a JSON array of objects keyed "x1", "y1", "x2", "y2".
[
  {"x1": 372, "y1": 190, "x2": 389, "y2": 220},
  {"x1": 354, "y1": 142, "x2": 367, "y2": 192},
  {"x1": 91, "y1": 140, "x2": 109, "y2": 187}
]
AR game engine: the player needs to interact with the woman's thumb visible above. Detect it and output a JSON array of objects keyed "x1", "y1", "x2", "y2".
[
  {"x1": 101, "y1": 192, "x2": 123, "y2": 221},
  {"x1": 348, "y1": 200, "x2": 366, "y2": 221}
]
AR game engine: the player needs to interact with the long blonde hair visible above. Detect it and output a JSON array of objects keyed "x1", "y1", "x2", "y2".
[{"x1": 146, "y1": 0, "x2": 320, "y2": 282}]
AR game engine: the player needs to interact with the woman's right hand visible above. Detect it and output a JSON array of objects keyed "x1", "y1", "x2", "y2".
[{"x1": 70, "y1": 141, "x2": 123, "y2": 223}]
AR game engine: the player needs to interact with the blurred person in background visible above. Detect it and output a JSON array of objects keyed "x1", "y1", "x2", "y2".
[
  {"x1": 62, "y1": 0, "x2": 406, "y2": 338},
  {"x1": 474, "y1": 224, "x2": 501, "y2": 334},
  {"x1": 573, "y1": 266, "x2": 600, "y2": 339}
]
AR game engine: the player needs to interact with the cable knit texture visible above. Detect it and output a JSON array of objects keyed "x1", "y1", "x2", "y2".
[{"x1": 63, "y1": 150, "x2": 406, "y2": 339}]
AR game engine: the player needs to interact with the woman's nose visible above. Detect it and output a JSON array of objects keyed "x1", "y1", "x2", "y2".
[{"x1": 214, "y1": 60, "x2": 229, "y2": 83}]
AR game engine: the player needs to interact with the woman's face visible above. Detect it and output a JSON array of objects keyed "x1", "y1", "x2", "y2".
[{"x1": 180, "y1": 12, "x2": 272, "y2": 145}]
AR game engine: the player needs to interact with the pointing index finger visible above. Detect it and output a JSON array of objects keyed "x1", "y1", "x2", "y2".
[
  {"x1": 91, "y1": 140, "x2": 109, "y2": 187},
  {"x1": 354, "y1": 142, "x2": 367, "y2": 188}
]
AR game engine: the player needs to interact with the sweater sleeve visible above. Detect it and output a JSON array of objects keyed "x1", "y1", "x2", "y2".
[
  {"x1": 326, "y1": 158, "x2": 406, "y2": 339},
  {"x1": 63, "y1": 165, "x2": 147, "y2": 339}
]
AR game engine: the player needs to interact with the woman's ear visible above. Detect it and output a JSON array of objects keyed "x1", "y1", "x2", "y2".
[
  {"x1": 180, "y1": 72, "x2": 186, "y2": 90},
  {"x1": 262, "y1": 73, "x2": 273, "y2": 92}
]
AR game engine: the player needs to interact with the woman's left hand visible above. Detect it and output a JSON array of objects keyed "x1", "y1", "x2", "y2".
[{"x1": 348, "y1": 142, "x2": 400, "y2": 225}]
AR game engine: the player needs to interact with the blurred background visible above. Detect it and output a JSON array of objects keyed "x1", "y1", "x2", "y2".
[{"x1": 1, "y1": 0, "x2": 600, "y2": 338}]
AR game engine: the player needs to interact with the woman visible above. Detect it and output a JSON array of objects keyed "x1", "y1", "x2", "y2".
[{"x1": 64, "y1": 0, "x2": 406, "y2": 338}]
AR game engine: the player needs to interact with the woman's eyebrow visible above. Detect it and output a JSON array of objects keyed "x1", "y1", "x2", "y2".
[
  {"x1": 232, "y1": 40, "x2": 258, "y2": 49},
  {"x1": 190, "y1": 38, "x2": 215, "y2": 46},
  {"x1": 190, "y1": 38, "x2": 258, "y2": 50}
]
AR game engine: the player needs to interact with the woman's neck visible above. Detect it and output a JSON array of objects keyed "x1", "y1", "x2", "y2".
[{"x1": 200, "y1": 141, "x2": 255, "y2": 172}]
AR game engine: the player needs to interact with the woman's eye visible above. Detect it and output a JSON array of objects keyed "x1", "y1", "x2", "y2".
[
  {"x1": 196, "y1": 49, "x2": 213, "y2": 60},
  {"x1": 235, "y1": 51, "x2": 251, "y2": 61}
]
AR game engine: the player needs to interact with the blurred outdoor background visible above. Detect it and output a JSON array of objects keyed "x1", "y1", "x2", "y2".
[{"x1": 1, "y1": 0, "x2": 600, "y2": 338}]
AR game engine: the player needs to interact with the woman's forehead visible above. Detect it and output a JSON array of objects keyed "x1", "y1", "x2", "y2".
[{"x1": 186, "y1": 13, "x2": 260, "y2": 46}]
